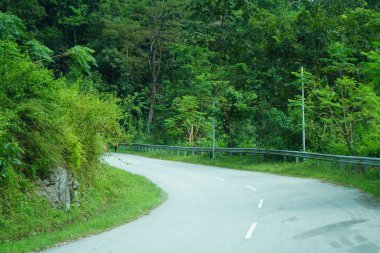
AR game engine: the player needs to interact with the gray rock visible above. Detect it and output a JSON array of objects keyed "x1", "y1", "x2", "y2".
[{"x1": 37, "y1": 167, "x2": 80, "y2": 210}]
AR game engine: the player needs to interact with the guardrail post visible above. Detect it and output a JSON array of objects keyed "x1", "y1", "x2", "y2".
[
  {"x1": 378, "y1": 168, "x2": 380, "y2": 179},
  {"x1": 240, "y1": 153, "x2": 243, "y2": 158},
  {"x1": 177, "y1": 150, "x2": 180, "y2": 156},
  {"x1": 317, "y1": 160, "x2": 321, "y2": 167},
  {"x1": 283, "y1": 156, "x2": 287, "y2": 162},
  {"x1": 339, "y1": 163, "x2": 344, "y2": 171},
  {"x1": 160, "y1": 148, "x2": 163, "y2": 156},
  {"x1": 184, "y1": 150, "x2": 187, "y2": 156},
  {"x1": 166, "y1": 148, "x2": 168, "y2": 156},
  {"x1": 192, "y1": 151, "x2": 195, "y2": 156},
  {"x1": 296, "y1": 157, "x2": 299, "y2": 163}
]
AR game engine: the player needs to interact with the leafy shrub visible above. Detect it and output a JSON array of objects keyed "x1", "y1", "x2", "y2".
[
  {"x1": 0, "y1": 39, "x2": 122, "y2": 181},
  {"x1": 58, "y1": 82, "x2": 122, "y2": 176},
  {"x1": 0, "y1": 143, "x2": 22, "y2": 182},
  {"x1": 0, "y1": 12, "x2": 25, "y2": 40}
]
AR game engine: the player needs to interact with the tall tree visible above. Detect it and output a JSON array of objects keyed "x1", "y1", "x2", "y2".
[{"x1": 145, "y1": 0, "x2": 184, "y2": 138}]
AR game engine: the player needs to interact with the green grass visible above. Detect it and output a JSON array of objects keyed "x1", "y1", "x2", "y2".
[
  {"x1": 0, "y1": 165, "x2": 165, "y2": 253},
  {"x1": 118, "y1": 146, "x2": 380, "y2": 199}
]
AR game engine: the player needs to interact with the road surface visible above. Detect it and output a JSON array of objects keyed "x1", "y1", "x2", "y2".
[{"x1": 45, "y1": 153, "x2": 380, "y2": 253}]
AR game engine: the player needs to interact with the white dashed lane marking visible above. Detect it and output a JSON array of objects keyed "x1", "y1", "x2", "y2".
[
  {"x1": 210, "y1": 177, "x2": 224, "y2": 181},
  {"x1": 245, "y1": 185, "x2": 257, "y2": 191},
  {"x1": 245, "y1": 223, "x2": 258, "y2": 239},
  {"x1": 258, "y1": 199, "x2": 264, "y2": 209}
]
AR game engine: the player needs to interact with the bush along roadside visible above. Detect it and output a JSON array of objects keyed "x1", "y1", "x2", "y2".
[
  {"x1": 0, "y1": 165, "x2": 165, "y2": 253},
  {"x1": 0, "y1": 34, "x2": 166, "y2": 252},
  {"x1": 118, "y1": 146, "x2": 380, "y2": 199}
]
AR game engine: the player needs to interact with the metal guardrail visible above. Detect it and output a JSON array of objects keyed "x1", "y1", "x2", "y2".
[{"x1": 121, "y1": 143, "x2": 380, "y2": 169}]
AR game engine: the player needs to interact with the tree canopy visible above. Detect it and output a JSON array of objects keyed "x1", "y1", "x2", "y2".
[{"x1": 1, "y1": 0, "x2": 379, "y2": 157}]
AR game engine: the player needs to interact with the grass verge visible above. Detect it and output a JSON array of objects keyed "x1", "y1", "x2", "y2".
[
  {"x1": 118, "y1": 146, "x2": 380, "y2": 199},
  {"x1": 0, "y1": 164, "x2": 165, "y2": 253}
]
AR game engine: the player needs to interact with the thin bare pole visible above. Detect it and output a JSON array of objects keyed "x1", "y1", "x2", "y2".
[
  {"x1": 301, "y1": 66, "x2": 306, "y2": 152},
  {"x1": 212, "y1": 98, "x2": 215, "y2": 159}
]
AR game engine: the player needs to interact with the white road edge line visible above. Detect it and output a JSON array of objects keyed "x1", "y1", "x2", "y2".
[
  {"x1": 210, "y1": 177, "x2": 224, "y2": 181},
  {"x1": 258, "y1": 199, "x2": 264, "y2": 209},
  {"x1": 245, "y1": 223, "x2": 258, "y2": 239},
  {"x1": 245, "y1": 185, "x2": 257, "y2": 191},
  {"x1": 183, "y1": 170, "x2": 193, "y2": 174}
]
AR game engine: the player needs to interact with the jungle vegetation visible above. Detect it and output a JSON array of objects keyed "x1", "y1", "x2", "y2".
[
  {"x1": 2, "y1": 0, "x2": 380, "y2": 159},
  {"x1": 0, "y1": 0, "x2": 380, "y2": 198},
  {"x1": 0, "y1": 0, "x2": 379, "y2": 250}
]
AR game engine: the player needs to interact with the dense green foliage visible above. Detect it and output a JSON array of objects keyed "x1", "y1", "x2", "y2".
[
  {"x1": 0, "y1": 9, "x2": 125, "y2": 249},
  {"x1": 0, "y1": 39, "x2": 121, "y2": 181},
  {"x1": 1, "y1": 0, "x2": 379, "y2": 156}
]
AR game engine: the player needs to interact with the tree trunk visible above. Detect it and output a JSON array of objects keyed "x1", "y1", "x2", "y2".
[
  {"x1": 344, "y1": 133, "x2": 354, "y2": 155},
  {"x1": 224, "y1": 111, "x2": 235, "y2": 148},
  {"x1": 188, "y1": 125, "x2": 194, "y2": 146},
  {"x1": 73, "y1": 27, "x2": 77, "y2": 46},
  {"x1": 147, "y1": 83, "x2": 156, "y2": 137},
  {"x1": 147, "y1": 33, "x2": 160, "y2": 137}
]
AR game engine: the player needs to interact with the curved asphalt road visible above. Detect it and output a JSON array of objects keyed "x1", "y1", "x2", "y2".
[{"x1": 45, "y1": 153, "x2": 380, "y2": 253}]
